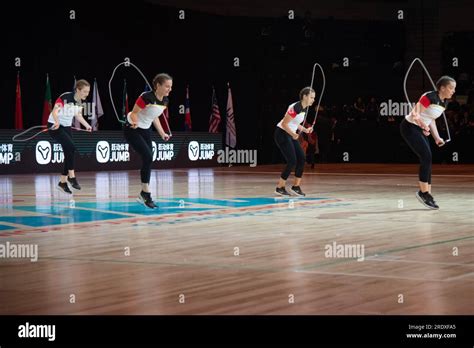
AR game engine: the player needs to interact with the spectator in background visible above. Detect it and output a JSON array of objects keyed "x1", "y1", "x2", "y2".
[
  {"x1": 447, "y1": 94, "x2": 461, "y2": 113},
  {"x1": 315, "y1": 106, "x2": 332, "y2": 164},
  {"x1": 343, "y1": 104, "x2": 354, "y2": 122},
  {"x1": 353, "y1": 96, "x2": 366, "y2": 121},
  {"x1": 302, "y1": 11, "x2": 314, "y2": 40},
  {"x1": 366, "y1": 96, "x2": 380, "y2": 124},
  {"x1": 307, "y1": 124, "x2": 318, "y2": 169}
]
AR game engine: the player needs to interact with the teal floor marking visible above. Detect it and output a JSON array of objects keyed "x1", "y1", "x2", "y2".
[{"x1": 0, "y1": 197, "x2": 333, "y2": 229}]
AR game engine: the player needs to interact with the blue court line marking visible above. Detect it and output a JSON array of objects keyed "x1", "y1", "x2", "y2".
[
  {"x1": 159, "y1": 197, "x2": 327, "y2": 208},
  {"x1": 0, "y1": 224, "x2": 15, "y2": 231},
  {"x1": 135, "y1": 202, "x2": 352, "y2": 227},
  {"x1": 54, "y1": 201, "x2": 216, "y2": 216},
  {"x1": 0, "y1": 208, "x2": 130, "y2": 227},
  {"x1": 0, "y1": 197, "x2": 333, "y2": 230}
]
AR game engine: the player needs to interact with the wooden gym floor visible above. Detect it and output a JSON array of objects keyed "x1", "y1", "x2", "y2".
[{"x1": 0, "y1": 164, "x2": 472, "y2": 314}]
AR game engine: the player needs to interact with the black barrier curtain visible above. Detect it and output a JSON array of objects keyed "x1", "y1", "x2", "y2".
[{"x1": 1, "y1": 0, "x2": 474, "y2": 164}]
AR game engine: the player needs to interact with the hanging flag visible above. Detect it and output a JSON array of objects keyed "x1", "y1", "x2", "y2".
[
  {"x1": 14, "y1": 72, "x2": 23, "y2": 130},
  {"x1": 160, "y1": 106, "x2": 171, "y2": 134},
  {"x1": 122, "y1": 79, "x2": 129, "y2": 122},
  {"x1": 42, "y1": 74, "x2": 52, "y2": 125},
  {"x1": 90, "y1": 79, "x2": 104, "y2": 131},
  {"x1": 209, "y1": 86, "x2": 221, "y2": 133},
  {"x1": 72, "y1": 76, "x2": 81, "y2": 129},
  {"x1": 225, "y1": 82, "x2": 236, "y2": 148},
  {"x1": 184, "y1": 85, "x2": 192, "y2": 131},
  {"x1": 72, "y1": 75, "x2": 77, "y2": 92}
]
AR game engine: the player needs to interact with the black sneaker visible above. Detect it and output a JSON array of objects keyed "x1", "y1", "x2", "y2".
[
  {"x1": 415, "y1": 191, "x2": 438, "y2": 210},
  {"x1": 57, "y1": 182, "x2": 72, "y2": 194},
  {"x1": 275, "y1": 186, "x2": 291, "y2": 196},
  {"x1": 67, "y1": 177, "x2": 81, "y2": 190},
  {"x1": 289, "y1": 186, "x2": 306, "y2": 197},
  {"x1": 424, "y1": 192, "x2": 439, "y2": 208},
  {"x1": 137, "y1": 191, "x2": 158, "y2": 209}
]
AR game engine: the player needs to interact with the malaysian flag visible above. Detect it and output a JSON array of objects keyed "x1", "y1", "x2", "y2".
[
  {"x1": 209, "y1": 86, "x2": 221, "y2": 133},
  {"x1": 184, "y1": 85, "x2": 192, "y2": 131},
  {"x1": 225, "y1": 83, "x2": 236, "y2": 148}
]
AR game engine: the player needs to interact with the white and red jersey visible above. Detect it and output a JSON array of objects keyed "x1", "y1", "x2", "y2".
[
  {"x1": 127, "y1": 91, "x2": 168, "y2": 129},
  {"x1": 277, "y1": 101, "x2": 306, "y2": 133},
  {"x1": 47, "y1": 92, "x2": 83, "y2": 127},
  {"x1": 406, "y1": 91, "x2": 448, "y2": 127}
]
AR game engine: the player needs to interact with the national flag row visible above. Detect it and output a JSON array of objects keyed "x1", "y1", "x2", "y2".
[{"x1": 13, "y1": 73, "x2": 237, "y2": 148}]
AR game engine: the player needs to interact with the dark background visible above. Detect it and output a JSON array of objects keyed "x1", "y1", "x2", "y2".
[{"x1": 1, "y1": 0, "x2": 473, "y2": 164}]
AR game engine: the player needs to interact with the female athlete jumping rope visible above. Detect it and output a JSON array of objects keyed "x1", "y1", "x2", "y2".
[
  {"x1": 274, "y1": 87, "x2": 315, "y2": 197},
  {"x1": 400, "y1": 76, "x2": 456, "y2": 209},
  {"x1": 48, "y1": 79, "x2": 92, "y2": 194},
  {"x1": 124, "y1": 73, "x2": 172, "y2": 209}
]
